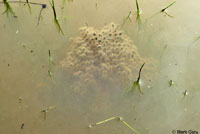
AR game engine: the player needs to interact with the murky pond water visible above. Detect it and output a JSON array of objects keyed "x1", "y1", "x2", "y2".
[{"x1": 1, "y1": 0, "x2": 200, "y2": 134}]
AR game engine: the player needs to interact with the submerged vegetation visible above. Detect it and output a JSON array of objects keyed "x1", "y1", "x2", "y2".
[
  {"x1": 121, "y1": 0, "x2": 142, "y2": 28},
  {"x1": 89, "y1": 117, "x2": 139, "y2": 134},
  {"x1": 127, "y1": 63, "x2": 145, "y2": 95},
  {"x1": 121, "y1": 11, "x2": 132, "y2": 28},
  {"x1": 169, "y1": 80, "x2": 174, "y2": 87},
  {"x1": 1, "y1": 0, "x2": 200, "y2": 133},
  {"x1": 148, "y1": 1, "x2": 176, "y2": 20},
  {"x1": 48, "y1": 50, "x2": 55, "y2": 81},
  {"x1": 183, "y1": 90, "x2": 189, "y2": 97},
  {"x1": 41, "y1": 106, "x2": 55, "y2": 120},
  {"x1": 0, "y1": 0, "x2": 47, "y2": 22},
  {"x1": 49, "y1": 0, "x2": 64, "y2": 35},
  {"x1": 121, "y1": 1, "x2": 176, "y2": 28},
  {"x1": 135, "y1": 0, "x2": 142, "y2": 26},
  {"x1": 18, "y1": 96, "x2": 22, "y2": 103},
  {"x1": 25, "y1": 0, "x2": 31, "y2": 14},
  {"x1": 48, "y1": 50, "x2": 55, "y2": 66},
  {"x1": 1, "y1": 0, "x2": 16, "y2": 17},
  {"x1": 37, "y1": 4, "x2": 47, "y2": 25}
]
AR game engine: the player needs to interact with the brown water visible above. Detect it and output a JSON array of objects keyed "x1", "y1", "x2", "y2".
[{"x1": 1, "y1": 0, "x2": 200, "y2": 134}]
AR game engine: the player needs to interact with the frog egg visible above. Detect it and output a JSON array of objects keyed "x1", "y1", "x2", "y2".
[
  {"x1": 97, "y1": 45, "x2": 102, "y2": 49},
  {"x1": 98, "y1": 33, "x2": 102, "y2": 37},
  {"x1": 119, "y1": 32, "x2": 123, "y2": 36}
]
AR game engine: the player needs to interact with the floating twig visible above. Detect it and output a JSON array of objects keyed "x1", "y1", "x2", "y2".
[
  {"x1": 89, "y1": 117, "x2": 118, "y2": 127},
  {"x1": 49, "y1": 0, "x2": 64, "y2": 35},
  {"x1": 89, "y1": 117, "x2": 139, "y2": 134},
  {"x1": 121, "y1": 119, "x2": 139, "y2": 134}
]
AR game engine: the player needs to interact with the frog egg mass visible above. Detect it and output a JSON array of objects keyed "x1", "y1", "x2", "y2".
[{"x1": 60, "y1": 23, "x2": 155, "y2": 88}]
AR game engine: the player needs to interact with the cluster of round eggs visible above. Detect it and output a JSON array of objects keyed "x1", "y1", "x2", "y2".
[{"x1": 60, "y1": 23, "x2": 150, "y2": 88}]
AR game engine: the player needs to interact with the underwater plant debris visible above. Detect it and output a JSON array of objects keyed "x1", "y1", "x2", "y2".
[
  {"x1": 48, "y1": 70, "x2": 52, "y2": 77},
  {"x1": 90, "y1": 116, "x2": 118, "y2": 127},
  {"x1": 25, "y1": 0, "x2": 31, "y2": 13},
  {"x1": 147, "y1": 1, "x2": 176, "y2": 21},
  {"x1": 41, "y1": 106, "x2": 55, "y2": 120},
  {"x1": 37, "y1": 4, "x2": 47, "y2": 25},
  {"x1": 89, "y1": 116, "x2": 139, "y2": 134},
  {"x1": 48, "y1": 50, "x2": 55, "y2": 66},
  {"x1": 49, "y1": 0, "x2": 64, "y2": 35},
  {"x1": 161, "y1": 1, "x2": 176, "y2": 13},
  {"x1": 183, "y1": 90, "x2": 189, "y2": 96},
  {"x1": 18, "y1": 97, "x2": 22, "y2": 103},
  {"x1": 135, "y1": 0, "x2": 142, "y2": 26},
  {"x1": 1, "y1": 0, "x2": 16, "y2": 17},
  {"x1": 21, "y1": 123, "x2": 24, "y2": 129},
  {"x1": 0, "y1": 0, "x2": 47, "y2": 20},
  {"x1": 130, "y1": 63, "x2": 145, "y2": 95},
  {"x1": 121, "y1": 11, "x2": 132, "y2": 28},
  {"x1": 169, "y1": 80, "x2": 174, "y2": 87}
]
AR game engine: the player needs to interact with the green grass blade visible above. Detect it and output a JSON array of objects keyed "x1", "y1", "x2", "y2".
[
  {"x1": 136, "y1": 0, "x2": 142, "y2": 27},
  {"x1": 121, "y1": 11, "x2": 132, "y2": 28},
  {"x1": 161, "y1": 1, "x2": 176, "y2": 12},
  {"x1": 2, "y1": 0, "x2": 16, "y2": 17},
  {"x1": 94, "y1": 117, "x2": 119, "y2": 125},
  {"x1": 121, "y1": 120, "x2": 140, "y2": 134},
  {"x1": 26, "y1": 0, "x2": 32, "y2": 14},
  {"x1": 49, "y1": 0, "x2": 64, "y2": 35},
  {"x1": 146, "y1": 1, "x2": 176, "y2": 21},
  {"x1": 129, "y1": 63, "x2": 145, "y2": 95}
]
